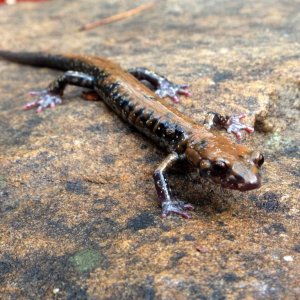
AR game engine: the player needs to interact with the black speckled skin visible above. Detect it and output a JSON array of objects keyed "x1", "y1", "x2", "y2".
[
  {"x1": 2, "y1": 51, "x2": 191, "y2": 152},
  {"x1": 0, "y1": 51, "x2": 191, "y2": 152}
]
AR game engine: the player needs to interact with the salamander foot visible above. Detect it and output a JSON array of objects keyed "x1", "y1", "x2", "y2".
[
  {"x1": 156, "y1": 81, "x2": 192, "y2": 103},
  {"x1": 23, "y1": 71, "x2": 96, "y2": 113},
  {"x1": 128, "y1": 67, "x2": 191, "y2": 103},
  {"x1": 24, "y1": 90, "x2": 62, "y2": 113},
  {"x1": 161, "y1": 200, "x2": 194, "y2": 219},
  {"x1": 225, "y1": 114, "x2": 254, "y2": 140},
  {"x1": 205, "y1": 112, "x2": 254, "y2": 140}
]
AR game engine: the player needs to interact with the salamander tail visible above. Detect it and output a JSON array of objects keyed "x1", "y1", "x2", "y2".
[{"x1": 0, "y1": 50, "x2": 73, "y2": 71}]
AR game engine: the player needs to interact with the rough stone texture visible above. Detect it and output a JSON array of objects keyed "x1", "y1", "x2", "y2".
[{"x1": 0, "y1": 0, "x2": 299, "y2": 299}]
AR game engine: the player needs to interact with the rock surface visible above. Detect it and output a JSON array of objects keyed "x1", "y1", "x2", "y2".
[{"x1": 0, "y1": 0, "x2": 299, "y2": 299}]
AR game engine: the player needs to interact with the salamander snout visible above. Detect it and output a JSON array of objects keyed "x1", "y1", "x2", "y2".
[{"x1": 227, "y1": 161, "x2": 261, "y2": 191}]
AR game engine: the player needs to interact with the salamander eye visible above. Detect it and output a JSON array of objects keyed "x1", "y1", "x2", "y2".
[
  {"x1": 211, "y1": 160, "x2": 228, "y2": 176},
  {"x1": 252, "y1": 152, "x2": 264, "y2": 167},
  {"x1": 256, "y1": 153, "x2": 264, "y2": 167}
]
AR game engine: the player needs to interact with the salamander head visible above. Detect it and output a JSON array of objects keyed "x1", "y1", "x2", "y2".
[
  {"x1": 207, "y1": 153, "x2": 264, "y2": 191},
  {"x1": 185, "y1": 135, "x2": 264, "y2": 191}
]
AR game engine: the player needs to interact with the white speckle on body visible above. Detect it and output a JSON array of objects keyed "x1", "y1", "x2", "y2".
[{"x1": 283, "y1": 255, "x2": 293, "y2": 262}]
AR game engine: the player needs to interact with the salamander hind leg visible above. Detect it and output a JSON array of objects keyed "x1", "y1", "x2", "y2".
[
  {"x1": 204, "y1": 112, "x2": 254, "y2": 140},
  {"x1": 128, "y1": 67, "x2": 191, "y2": 103},
  {"x1": 24, "y1": 71, "x2": 95, "y2": 112},
  {"x1": 153, "y1": 152, "x2": 194, "y2": 219}
]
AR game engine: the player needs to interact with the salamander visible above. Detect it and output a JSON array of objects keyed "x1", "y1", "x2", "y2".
[{"x1": 0, "y1": 51, "x2": 264, "y2": 218}]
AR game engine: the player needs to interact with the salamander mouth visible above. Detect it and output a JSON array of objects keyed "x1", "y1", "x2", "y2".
[
  {"x1": 220, "y1": 174, "x2": 261, "y2": 191},
  {"x1": 211, "y1": 174, "x2": 261, "y2": 191},
  {"x1": 222, "y1": 181, "x2": 261, "y2": 191}
]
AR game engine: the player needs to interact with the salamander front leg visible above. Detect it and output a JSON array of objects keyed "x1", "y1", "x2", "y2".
[
  {"x1": 153, "y1": 152, "x2": 194, "y2": 218},
  {"x1": 24, "y1": 71, "x2": 95, "y2": 112},
  {"x1": 204, "y1": 112, "x2": 254, "y2": 140},
  {"x1": 128, "y1": 67, "x2": 191, "y2": 103}
]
